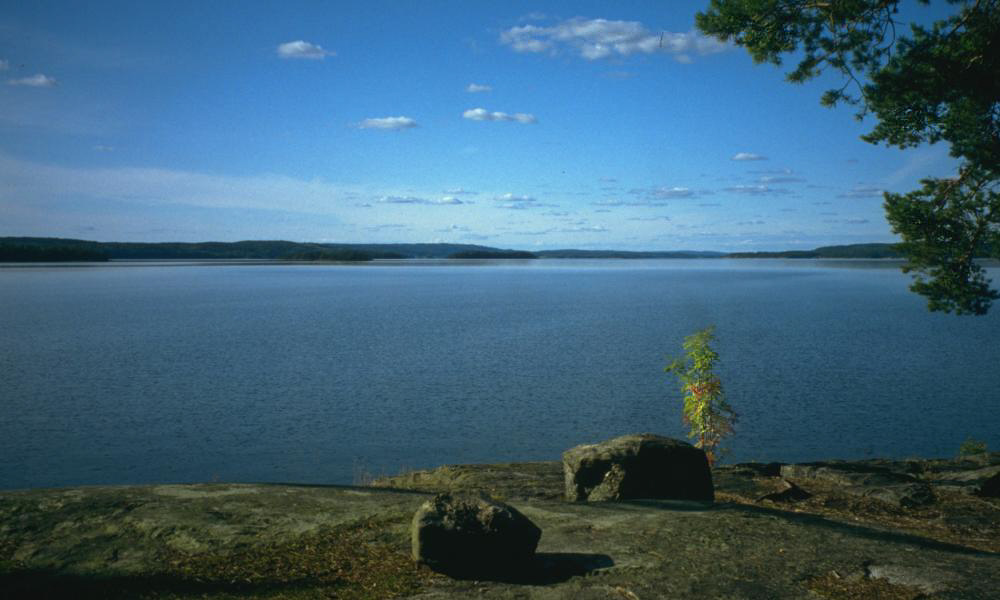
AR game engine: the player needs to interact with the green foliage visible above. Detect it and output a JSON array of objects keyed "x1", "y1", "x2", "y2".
[
  {"x1": 696, "y1": 0, "x2": 1000, "y2": 315},
  {"x1": 665, "y1": 326, "x2": 737, "y2": 466},
  {"x1": 958, "y1": 437, "x2": 988, "y2": 456}
]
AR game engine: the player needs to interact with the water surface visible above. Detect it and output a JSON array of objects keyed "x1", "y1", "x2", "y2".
[{"x1": 2, "y1": 259, "x2": 998, "y2": 489}]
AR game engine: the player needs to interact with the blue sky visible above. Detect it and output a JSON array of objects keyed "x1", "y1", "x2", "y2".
[{"x1": 0, "y1": 1, "x2": 963, "y2": 251}]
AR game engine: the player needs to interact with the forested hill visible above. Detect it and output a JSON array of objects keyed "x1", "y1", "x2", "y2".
[
  {"x1": 0, "y1": 238, "x2": 533, "y2": 261},
  {"x1": 724, "y1": 243, "x2": 904, "y2": 259},
  {"x1": 1, "y1": 238, "x2": 915, "y2": 261},
  {"x1": 535, "y1": 249, "x2": 725, "y2": 258}
]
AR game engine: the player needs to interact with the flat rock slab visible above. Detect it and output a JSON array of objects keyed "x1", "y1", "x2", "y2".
[
  {"x1": 3, "y1": 479, "x2": 1000, "y2": 599},
  {"x1": 781, "y1": 462, "x2": 936, "y2": 507},
  {"x1": 0, "y1": 483, "x2": 424, "y2": 576}
]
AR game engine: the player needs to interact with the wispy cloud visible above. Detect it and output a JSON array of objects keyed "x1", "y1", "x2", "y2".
[
  {"x1": 463, "y1": 108, "x2": 537, "y2": 124},
  {"x1": 436, "y1": 224, "x2": 470, "y2": 233},
  {"x1": 377, "y1": 195, "x2": 467, "y2": 205},
  {"x1": 627, "y1": 215, "x2": 672, "y2": 222},
  {"x1": 358, "y1": 116, "x2": 418, "y2": 130},
  {"x1": 0, "y1": 153, "x2": 358, "y2": 216},
  {"x1": 494, "y1": 192, "x2": 556, "y2": 210},
  {"x1": 7, "y1": 74, "x2": 56, "y2": 87},
  {"x1": 561, "y1": 225, "x2": 609, "y2": 233},
  {"x1": 364, "y1": 223, "x2": 408, "y2": 232},
  {"x1": 650, "y1": 186, "x2": 695, "y2": 198},
  {"x1": 496, "y1": 193, "x2": 536, "y2": 203},
  {"x1": 593, "y1": 199, "x2": 669, "y2": 207},
  {"x1": 0, "y1": 59, "x2": 8, "y2": 71},
  {"x1": 277, "y1": 40, "x2": 335, "y2": 59},
  {"x1": 759, "y1": 175, "x2": 805, "y2": 184},
  {"x1": 377, "y1": 196, "x2": 426, "y2": 204},
  {"x1": 444, "y1": 188, "x2": 477, "y2": 195},
  {"x1": 723, "y1": 185, "x2": 790, "y2": 196},
  {"x1": 499, "y1": 18, "x2": 726, "y2": 62},
  {"x1": 520, "y1": 12, "x2": 548, "y2": 22},
  {"x1": 731, "y1": 152, "x2": 767, "y2": 161},
  {"x1": 466, "y1": 83, "x2": 492, "y2": 93},
  {"x1": 838, "y1": 186, "x2": 884, "y2": 198}
]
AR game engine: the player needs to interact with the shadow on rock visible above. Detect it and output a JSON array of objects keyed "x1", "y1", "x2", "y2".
[
  {"x1": 436, "y1": 552, "x2": 614, "y2": 584},
  {"x1": 723, "y1": 501, "x2": 996, "y2": 557}
]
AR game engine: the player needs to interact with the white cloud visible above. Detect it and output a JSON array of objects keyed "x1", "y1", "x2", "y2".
[
  {"x1": 436, "y1": 196, "x2": 465, "y2": 205},
  {"x1": 358, "y1": 116, "x2": 418, "y2": 130},
  {"x1": 92, "y1": 145, "x2": 114, "y2": 152},
  {"x1": 277, "y1": 40, "x2": 335, "y2": 59},
  {"x1": 627, "y1": 216, "x2": 672, "y2": 221},
  {"x1": 444, "y1": 188, "x2": 477, "y2": 195},
  {"x1": 466, "y1": 83, "x2": 492, "y2": 93},
  {"x1": 7, "y1": 74, "x2": 56, "y2": 87},
  {"x1": 731, "y1": 152, "x2": 767, "y2": 161},
  {"x1": 463, "y1": 108, "x2": 537, "y2": 124},
  {"x1": 0, "y1": 59, "x2": 8, "y2": 71},
  {"x1": 499, "y1": 18, "x2": 727, "y2": 62}
]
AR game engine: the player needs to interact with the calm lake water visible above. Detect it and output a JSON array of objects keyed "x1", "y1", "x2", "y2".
[{"x1": 2, "y1": 259, "x2": 998, "y2": 490}]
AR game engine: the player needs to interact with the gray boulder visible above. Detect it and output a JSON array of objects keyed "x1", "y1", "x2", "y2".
[
  {"x1": 562, "y1": 434, "x2": 714, "y2": 502},
  {"x1": 411, "y1": 493, "x2": 541, "y2": 578}
]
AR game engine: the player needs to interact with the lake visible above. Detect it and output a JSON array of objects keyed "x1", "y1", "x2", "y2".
[{"x1": 1, "y1": 259, "x2": 998, "y2": 490}]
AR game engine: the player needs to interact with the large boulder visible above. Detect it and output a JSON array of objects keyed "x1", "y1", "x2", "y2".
[
  {"x1": 411, "y1": 493, "x2": 542, "y2": 578},
  {"x1": 562, "y1": 434, "x2": 714, "y2": 502},
  {"x1": 979, "y1": 472, "x2": 1000, "y2": 498}
]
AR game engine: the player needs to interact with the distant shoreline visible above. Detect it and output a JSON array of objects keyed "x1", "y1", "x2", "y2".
[{"x1": 1, "y1": 237, "x2": 912, "y2": 262}]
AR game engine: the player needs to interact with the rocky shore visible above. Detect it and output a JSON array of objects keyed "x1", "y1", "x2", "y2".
[{"x1": 1, "y1": 452, "x2": 998, "y2": 599}]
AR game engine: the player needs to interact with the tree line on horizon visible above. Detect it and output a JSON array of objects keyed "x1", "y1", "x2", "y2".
[{"x1": 0, "y1": 236, "x2": 944, "y2": 262}]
